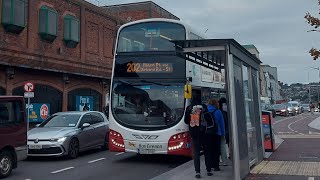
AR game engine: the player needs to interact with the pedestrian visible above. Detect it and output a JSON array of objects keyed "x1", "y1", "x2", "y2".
[
  {"x1": 219, "y1": 97, "x2": 229, "y2": 165},
  {"x1": 184, "y1": 95, "x2": 213, "y2": 179},
  {"x1": 310, "y1": 102, "x2": 315, "y2": 115},
  {"x1": 207, "y1": 99, "x2": 225, "y2": 171},
  {"x1": 83, "y1": 103, "x2": 89, "y2": 111}
]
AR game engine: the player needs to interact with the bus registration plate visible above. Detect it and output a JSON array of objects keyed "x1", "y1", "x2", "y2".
[{"x1": 139, "y1": 149, "x2": 156, "y2": 154}]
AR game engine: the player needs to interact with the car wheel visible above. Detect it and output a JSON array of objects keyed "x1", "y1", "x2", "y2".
[
  {"x1": 0, "y1": 151, "x2": 13, "y2": 179},
  {"x1": 101, "y1": 134, "x2": 109, "y2": 150},
  {"x1": 68, "y1": 138, "x2": 79, "y2": 159}
]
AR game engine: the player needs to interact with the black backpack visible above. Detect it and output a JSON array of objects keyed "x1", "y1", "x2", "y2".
[{"x1": 200, "y1": 109, "x2": 218, "y2": 134}]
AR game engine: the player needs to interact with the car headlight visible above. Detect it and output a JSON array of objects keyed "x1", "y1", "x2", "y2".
[
  {"x1": 281, "y1": 109, "x2": 286, "y2": 112},
  {"x1": 50, "y1": 137, "x2": 67, "y2": 143},
  {"x1": 57, "y1": 137, "x2": 67, "y2": 143}
]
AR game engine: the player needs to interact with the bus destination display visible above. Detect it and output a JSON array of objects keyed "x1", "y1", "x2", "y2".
[{"x1": 127, "y1": 62, "x2": 173, "y2": 73}]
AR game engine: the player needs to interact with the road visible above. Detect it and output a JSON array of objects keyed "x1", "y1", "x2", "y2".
[
  {"x1": 8, "y1": 149, "x2": 190, "y2": 180},
  {"x1": 273, "y1": 112, "x2": 320, "y2": 136}
]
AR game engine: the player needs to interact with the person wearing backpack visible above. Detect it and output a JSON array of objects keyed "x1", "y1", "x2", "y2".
[
  {"x1": 207, "y1": 99, "x2": 225, "y2": 171},
  {"x1": 184, "y1": 98, "x2": 213, "y2": 178}
]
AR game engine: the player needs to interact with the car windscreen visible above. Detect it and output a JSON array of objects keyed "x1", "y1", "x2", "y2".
[
  {"x1": 39, "y1": 114, "x2": 81, "y2": 127},
  {"x1": 290, "y1": 103, "x2": 298, "y2": 107}
]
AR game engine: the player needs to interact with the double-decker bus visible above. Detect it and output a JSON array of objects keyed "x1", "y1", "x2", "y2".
[{"x1": 109, "y1": 18, "x2": 225, "y2": 157}]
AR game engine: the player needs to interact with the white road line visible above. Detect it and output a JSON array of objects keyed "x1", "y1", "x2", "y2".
[
  {"x1": 300, "y1": 156, "x2": 318, "y2": 159},
  {"x1": 88, "y1": 158, "x2": 105, "y2": 164},
  {"x1": 287, "y1": 116, "x2": 309, "y2": 132},
  {"x1": 274, "y1": 114, "x2": 305, "y2": 124},
  {"x1": 115, "y1": 152, "x2": 125, "y2": 156},
  {"x1": 308, "y1": 177, "x2": 315, "y2": 180},
  {"x1": 51, "y1": 167, "x2": 74, "y2": 174}
]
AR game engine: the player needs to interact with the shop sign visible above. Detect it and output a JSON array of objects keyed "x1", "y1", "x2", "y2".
[
  {"x1": 76, "y1": 96, "x2": 94, "y2": 111},
  {"x1": 27, "y1": 103, "x2": 50, "y2": 122}
]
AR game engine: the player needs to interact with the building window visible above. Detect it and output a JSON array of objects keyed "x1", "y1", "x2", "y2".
[
  {"x1": 1, "y1": 0, "x2": 26, "y2": 34},
  {"x1": 64, "y1": 15, "x2": 80, "y2": 48},
  {"x1": 39, "y1": 6, "x2": 58, "y2": 42}
]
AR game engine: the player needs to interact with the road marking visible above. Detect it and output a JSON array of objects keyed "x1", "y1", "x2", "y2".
[
  {"x1": 116, "y1": 152, "x2": 125, "y2": 156},
  {"x1": 309, "y1": 131, "x2": 320, "y2": 135},
  {"x1": 299, "y1": 156, "x2": 318, "y2": 159},
  {"x1": 287, "y1": 116, "x2": 309, "y2": 132},
  {"x1": 308, "y1": 177, "x2": 315, "y2": 180},
  {"x1": 51, "y1": 167, "x2": 74, "y2": 174},
  {"x1": 88, "y1": 158, "x2": 105, "y2": 164},
  {"x1": 274, "y1": 114, "x2": 305, "y2": 124},
  {"x1": 277, "y1": 132, "x2": 294, "y2": 134}
]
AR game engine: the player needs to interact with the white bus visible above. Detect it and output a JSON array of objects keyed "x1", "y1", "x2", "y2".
[{"x1": 108, "y1": 18, "x2": 225, "y2": 157}]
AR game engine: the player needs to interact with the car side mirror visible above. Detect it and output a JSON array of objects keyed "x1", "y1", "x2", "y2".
[{"x1": 81, "y1": 123, "x2": 90, "y2": 130}]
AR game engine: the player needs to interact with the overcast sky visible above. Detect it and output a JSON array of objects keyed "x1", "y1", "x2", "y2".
[{"x1": 88, "y1": 0, "x2": 320, "y2": 85}]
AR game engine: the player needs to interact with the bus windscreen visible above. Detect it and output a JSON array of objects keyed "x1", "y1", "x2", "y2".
[{"x1": 117, "y1": 22, "x2": 186, "y2": 52}]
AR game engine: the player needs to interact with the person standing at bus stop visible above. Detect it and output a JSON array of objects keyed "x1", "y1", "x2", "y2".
[
  {"x1": 207, "y1": 99, "x2": 225, "y2": 171},
  {"x1": 219, "y1": 97, "x2": 229, "y2": 165},
  {"x1": 184, "y1": 95, "x2": 213, "y2": 179}
]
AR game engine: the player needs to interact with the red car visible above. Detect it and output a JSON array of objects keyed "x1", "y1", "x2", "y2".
[{"x1": 0, "y1": 96, "x2": 27, "y2": 179}]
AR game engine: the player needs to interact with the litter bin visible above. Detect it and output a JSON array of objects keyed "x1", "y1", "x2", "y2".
[{"x1": 262, "y1": 110, "x2": 276, "y2": 152}]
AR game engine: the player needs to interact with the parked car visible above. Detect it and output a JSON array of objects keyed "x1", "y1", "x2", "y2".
[
  {"x1": 273, "y1": 104, "x2": 289, "y2": 116},
  {"x1": 301, "y1": 104, "x2": 310, "y2": 113},
  {"x1": 0, "y1": 96, "x2": 27, "y2": 179},
  {"x1": 261, "y1": 103, "x2": 276, "y2": 118},
  {"x1": 27, "y1": 111, "x2": 109, "y2": 159},
  {"x1": 288, "y1": 101, "x2": 301, "y2": 114}
]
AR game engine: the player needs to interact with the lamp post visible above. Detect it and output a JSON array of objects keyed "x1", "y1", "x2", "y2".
[{"x1": 311, "y1": 67, "x2": 320, "y2": 103}]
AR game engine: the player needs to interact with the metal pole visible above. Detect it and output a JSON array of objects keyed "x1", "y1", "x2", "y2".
[
  {"x1": 308, "y1": 72, "x2": 311, "y2": 103},
  {"x1": 27, "y1": 98, "x2": 30, "y2": 132}
]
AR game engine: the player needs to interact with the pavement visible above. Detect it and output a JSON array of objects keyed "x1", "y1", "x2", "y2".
[
  {"x1": 308, "y1": 115, "x2": 320, "y2": 131},
  {"x1": 151, "y1": 156, "x2": 233, "y2": 180}
]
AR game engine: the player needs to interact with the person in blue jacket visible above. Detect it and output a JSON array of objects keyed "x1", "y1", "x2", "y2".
[{"x1": 207, "y1": 99, "x2": 225, "y2": 171}]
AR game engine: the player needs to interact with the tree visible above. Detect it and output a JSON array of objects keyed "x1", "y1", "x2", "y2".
[{"x1": 305, "y1": 0, "x2": 320, "y2": 60}]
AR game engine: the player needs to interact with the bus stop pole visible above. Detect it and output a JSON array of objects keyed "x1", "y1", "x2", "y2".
[{"x1": 27, "y1": 97, "x2": 30, "y2": 132}]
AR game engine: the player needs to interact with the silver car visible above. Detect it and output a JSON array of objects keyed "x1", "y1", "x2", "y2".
[{"x1": 27, "y1": 111, "x2": 109, "y2": 159}]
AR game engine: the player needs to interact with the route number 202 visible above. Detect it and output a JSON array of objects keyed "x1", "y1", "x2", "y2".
[{"x1": 127, "y1": 63, "x2": 140, "y2": 73}]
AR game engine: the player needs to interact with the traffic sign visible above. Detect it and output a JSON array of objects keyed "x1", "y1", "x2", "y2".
[
  {"x1": 24, "y1": 82, "x2": 34, "y2": 92},
  {"x1": 24, "y1": 92, "x2": 34, "y2": 98},
  {"x1": 40, "y1": 104, "x2": 49, "y2": 120}
]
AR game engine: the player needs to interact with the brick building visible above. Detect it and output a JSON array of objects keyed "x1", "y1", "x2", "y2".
[
  {"x1": 104, "y1": 1, "x2": 179, "y2": 22},
  {"x1": 0, "y1": 0, "x2": 178, "y2": 120}
]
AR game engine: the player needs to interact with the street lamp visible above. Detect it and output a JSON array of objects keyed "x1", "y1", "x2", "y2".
[{"x1": 310, "y1": 67, "x2": 320, "y2": 103}]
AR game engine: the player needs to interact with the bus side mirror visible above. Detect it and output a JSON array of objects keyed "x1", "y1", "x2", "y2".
[{"x1": 184, "y1": 84, "x2": 192, "y2": 99}]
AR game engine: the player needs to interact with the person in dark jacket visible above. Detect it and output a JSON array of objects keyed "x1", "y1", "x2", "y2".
[
  {"x1": 207, "y1": 99, "x2": 225, "y2": 171},
  {"x1": 184, "y1": 97, "x2": 213, "y2": 178},
  {"x1": 219, "y1": 97, "x2": 229, "y2": 165}
]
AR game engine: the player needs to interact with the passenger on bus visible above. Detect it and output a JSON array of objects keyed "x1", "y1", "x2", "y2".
[
  {"x1": 207, "y1": 99, "x2": 225, "y2": 171},
  {"x1": 184, "y1": 96, "x2": 213, "y2": 179}
]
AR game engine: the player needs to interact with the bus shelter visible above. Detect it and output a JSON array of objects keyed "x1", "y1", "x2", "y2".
[{"x1": 172, "y1": 39, "x2": 263, "y2": 180}]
